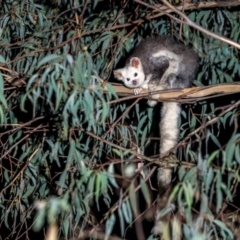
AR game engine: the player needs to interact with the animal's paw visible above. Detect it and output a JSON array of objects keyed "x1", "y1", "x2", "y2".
[
  {"x1": 134, "y1": 88, "x2": 142, "y2": 95},
  {"x1": 147, "y1": 100, "x2": 157, "y2": 107}
]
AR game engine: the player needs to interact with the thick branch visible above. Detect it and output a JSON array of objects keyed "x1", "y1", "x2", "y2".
[{"x1": 98, "y1": 82, "x2": 240, "y2": 102}]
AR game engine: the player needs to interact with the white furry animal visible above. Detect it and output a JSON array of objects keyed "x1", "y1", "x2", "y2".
[{"x1": 114, "y1": 36, "x2": 199, "y2": 236}]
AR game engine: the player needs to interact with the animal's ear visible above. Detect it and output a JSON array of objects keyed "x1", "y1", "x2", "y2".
[
  {"x1": 113, "y1": 69, "x2": 124, "y2": 81},
  {"x1": 130, "y1": 57, "x2": 142, "y2": 69}
]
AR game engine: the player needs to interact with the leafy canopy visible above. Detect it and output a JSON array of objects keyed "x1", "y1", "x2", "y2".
[{"x1": 0, "y1": 0, "x2": 240, "y2": 239}]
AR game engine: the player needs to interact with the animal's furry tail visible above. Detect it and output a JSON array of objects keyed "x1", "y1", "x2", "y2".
[
  {"x1": 158, "y1": 102, "x2": 180, "y2": 184},
  {"x1": 153, "y1": 102, "x2": 181, "y2": 237}
]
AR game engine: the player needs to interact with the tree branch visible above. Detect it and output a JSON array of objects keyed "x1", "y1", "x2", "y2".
[
  {"x1": 134, "y1": 0, "x2": 240, "y2": 50},
  {"x1": 153, "y1": 0, "x2": 240, "y2": 15},
  {"x1": 97, "y1": 82, "x2": 240, "y2": 103}
]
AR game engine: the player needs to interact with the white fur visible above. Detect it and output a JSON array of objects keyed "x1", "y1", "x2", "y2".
[
  {"x1": 159, "y1": 102, "x2": 180, "y2": 156},
  {"x1": 114, "y1": 66, "x2": 145, "y2": 88},
  {"x1": 152, "y1": 49, "x2": 180, "y2": 60},
  {"x1": 114, "y1": 66, "x2": 157, "y2": 106},
  {"x1": 153, "y1": 102, "x2": 181, "y2": 236},
  {"x1": 158, "y1": 102, "x2": 180, "y2": 184},
  {"x1": 146, "y1": 83, "x2": 164, "y2": 107}
]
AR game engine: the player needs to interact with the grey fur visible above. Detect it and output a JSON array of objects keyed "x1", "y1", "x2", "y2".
[{"x1": 126, "y1": 36, "x2": 199, "y2": 90}]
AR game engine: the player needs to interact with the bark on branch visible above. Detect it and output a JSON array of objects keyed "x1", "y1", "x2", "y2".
[{"x1": 98, "y1": 82, "x2": 240, "y2": 103}]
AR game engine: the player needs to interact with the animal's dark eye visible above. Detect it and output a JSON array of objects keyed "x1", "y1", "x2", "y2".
[
  {"x1": 127, "y1": 78, "x2": 130, "y2": 81},
  {"x1": 134, "y1": 73, "x2": 138, "y2": 77}
]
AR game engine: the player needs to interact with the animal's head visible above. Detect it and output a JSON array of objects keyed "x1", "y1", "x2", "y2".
[{"x1": 113, "y1": 57, "x2": 145, "y2": 88}]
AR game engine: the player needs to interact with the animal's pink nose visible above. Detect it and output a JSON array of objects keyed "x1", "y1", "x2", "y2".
[{"x1": 132, "y1": 80, "x2": 137, "y2": 85}]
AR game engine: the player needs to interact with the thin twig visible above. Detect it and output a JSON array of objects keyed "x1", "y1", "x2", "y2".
[{"x1": 174, "y1": 99, "x2": 240, "y2": 151}]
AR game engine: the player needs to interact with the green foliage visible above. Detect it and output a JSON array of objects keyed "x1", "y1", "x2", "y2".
[{"x1": 1, "y1": 0, "x2": 240, "y2": 239}]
